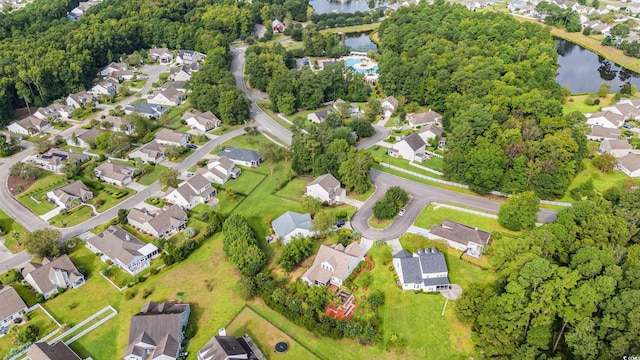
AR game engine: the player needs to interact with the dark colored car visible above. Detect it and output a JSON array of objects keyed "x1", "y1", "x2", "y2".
[
  {"x1": 335, "y1": 219, "x2": 346, "y2": 227},
  {"x1": 186, "y1": 144, "x2": 197, "y2": 150}
]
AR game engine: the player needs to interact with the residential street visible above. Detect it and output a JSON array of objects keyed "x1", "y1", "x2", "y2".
[{"x1": 350, "y1": 170, "x2": 558, "y2": 240}]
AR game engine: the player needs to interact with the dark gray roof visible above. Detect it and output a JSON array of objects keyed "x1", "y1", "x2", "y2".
[
  {"x1": 393, "y1": 249, "x2": 413, "y2": 259},
  {"x1": 423, "y1": 277, "x2": 450, "y2": 287},
  {"x1": 399, "y1": 257, "x2": 423, "y2": 284},
  {"x1": 218, "y1": 146, "x2": 261, "y2": 163},
  {"x1": 403, "y1": 133, "x2": 426, "y2": 151},
  {"x1": 430, "y1": 220, "x2": 492, "y2": 247},
  {"x1": 417, "y1": 248, "x2": 448, "y2": 274},
  {"x1": 27, "y1": 342, "x2": 82, "y2": 360},
  {"x1": 126, "y1": 302, "x2": 190, "y2": 358}
]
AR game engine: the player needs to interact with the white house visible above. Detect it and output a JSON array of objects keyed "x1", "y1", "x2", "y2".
[
  {"x1": 176, "y1": 50, "x2": 206, "y2": 65},
  {"x1": 94, "y1": 162, "x2": 137, "y2": 186},
  {"x1": 125, "y1": 302, "x2": 190, "y2": 360},
  {"x1": 587, "y1": 111, "x2": 626, "y2": 129},
  {"x1": 601, "y1": 103, "x2": 640, "y2": 120},
  {"x1": 381, "y1": 95, "x2": 398, "y2": 115},
  {"x1": 97, "y1": 62, "x2": 129, "y2": 77},
  {"x1": 34, "y1": 104, "x2": 70, "y2": 120},
  {"x1": 46, "y1": 180, "x2": 93, "y2": 209},
  {"x1": 127, "y1": 205, "x2": 188, "y2": 238},
  {"x1": 587, "y1": 125, "x2": 621, "y2": 141},
  {"x1": 91, "y1": 79, "x2": 118, "y2": 96},
  {"x1": 388, "y1": 133, "x2": 427, "y2": 162},
  {"x1": 393, "y1": 248, "x2": 450, "y2": 292},
  {"x1": 302, "y1": 242, "x2": 367, "y2": 286},
  {"x1": 306, "y1": 173, "x2": 346, "y2": 206},
  {"x1": 7, "y1": 116, "x2": 51, "y2": 135},
  {"x1": 201, "y1": 156, "x2": 241, "y2": 185},
  {"x1": 86, "y1": 226, "x2": 159, "y2": 275},
  {"x1": 128, "y1": 140, "x2": 165, "y2": 164},
  {"x1": 182, "y1": 110, "x2": 221, "y2": 132},
  {"x1": 149, "y1": 48, "x2": 174, "y2": 64},
  {"x1": 21, "y1": 255, "x2": 85, "y2": 299},
  {"x1": 307, "y1": 109, "x2": 333, "y2": 123},
  {"x1": 155, "y1": 129, "x2": 189, "y2": 147},
  {"x1": 418, "y1": 123, "x2": 443, "y2": 143},
  {"x1": 600, "y1": 139, "x2": 632, "y2": 158},
  {"x1": 428, "y1": 220, "x2": 491, "y2": 258},
  {"x1": 165, "y1": 174, "x2": 216, "y2": 209},
  {"x1": 616, "y1": 153, "x2": 640, "y2": 177},
  {"x1": 170, "y1": 63, "x2": 201, "y2": 82},
  {"x1": 217, "y1": 146, "x2": 262, "y2": 167},
  {"x1": 66, "y1": 90, "x2": 96, "y2": 109},
  {"x1": 271, "y1": 211, "x2": 314, "y2": 245},
  {"x1": 148, "y1": 86, "x2": 184, "y2": 107},
  {"x1": 408, "y1": 110, "x2": 442, "y2": 127},
  {"x1": 0, "y1": 286, "x2": 27, "y2": 328},
  {"x1": 102, "y1": 115, "x2": 134, "y2": 134},
  {"x1": 30, "y1": 148, "x2": 89, "y2": 173}
]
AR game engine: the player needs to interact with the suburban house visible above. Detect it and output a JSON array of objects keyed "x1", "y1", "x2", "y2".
[
  {"x1": 34, "y1": 104, "x2": 71, "y2": 120},
  {"x1": 170, "y1": 63, "x2": 201, "y2": 82},
  {"x1": 587, "y1": 125, "x2": 621, "y2": 141},
  {"x1": 201, "y1": 156, "x2": 241, "y2": 185},
  {"x1": 616, "y1": 153, "x2": 640, "y2": 177},
  {"x1": 149, "y1": 48, "x2": 174, "y2": 64},
  {"x1": 302, "y1": 242, "x2": 367, "y2": 287},
  {"x1": 306, "y1": 173, "x2": 346, "y2": 206},
  {"x1": 86, "y1": 225, "x2": 160, "y2": 275},
  {"x1": 102, "y1": 115, "x2": 134, "y2": 134},
  {"x1": 124, "y1": 301, "x2": 190, "y2": 360},
  {"x1": 90, "y1": 79, "x2": 118, "y2": 96},
  {"x1": 418, "y1": 123, "x2": 443, "y2": 143},
  {"x1": 97, "y1": 62, "x2": 129, "y2": 77},
  {"x1": 272, "y1": 211, "x2": 314, "y2": 245},
  {"x1": 128, "y1": 140, "x2": 165, "y2": 163},
  {"x1": 333, "y1": 99, "x2": 361, "y2": 117},
  {"x1": 7, "y1": 116, "x2": 51, "y2": 135},
  {"x1": 176, "y1": 50, "x2": 206, "y2": 65},
  {"x1": 162, "y1": 81, "x2": 187, "y2": 93},
  {"x1": 272, "y1": 19, "x2": 286, "y2": 33},
  {"x1": 94, "y1": 162, "x2": 138, "y2": 186},
  {"x1": 602, "y1": 103, "x2": 640, "y2": 119},
  {"x1": 307, "y1": 109, "x2": 333, "y2": 123},
  {"x1": 408, "y1": 110, "x2": 442, "y2": 127},
  {"x1": 66, "y1": 90, "x2": 96, "y2": 109},
  {"x1": 124, "y1": 103, "x2": 168, "y2": 119},
  {"x1": 381, "y1": 95, "x2": 398, "y2": 115},
  {"x1": 68, "y1": 128, "x2": 102, "y2": 149},
  {"x1": 428, "y1": 220, "x2": 491, "y2": 258},
  {"x1": 218, "y1": 146, "x2": 262, "y2": 168},
  {"x1": 393, "y1": 248, "x2": 450, "y2": 292},
  {"x1": 182, "y1": 110, "x2": 221, "y2": 132},
  {"x1": 197, "y1": 333, "x2": 264, "y2": 360},
  {"x1": 31, "y1": 149, "x2": 88, "y2": 173},
  {"x1": 586, "y1": 111, "x2": 626, "y2": 129},
  {"x1": 26, "y1": 342, "x2": 82, "y2": 360},
  {"x1": 0, "y1": 286, "x2": 27, "y2": 328},
  {"x1": 46, "y1": 180, "x2": 93, "y2": 209},
  {"x1": 21, "y1": 255, "x2": 85, "y2": 299},
  {"x1": 127, "y1": 205, "x2": 188, "y2": 238},
  {"x1": 148, "y1": 86, "x2": 184, "y2": 107},
  {"x1": 165, "y1": 174, "x2": 216, "y2": 209},
  {"x1": 155, "y1": 128, "x2": 189, "y2": 147},
  {"x1": 388, "y1": 133, "x2": 427, "y2": 162},
  {"x1": 599, "y1": 138, "x2": 632, "y2": 158},
  {"x1": 68, "y1": 1, "x2": 98, "y2": 19}
]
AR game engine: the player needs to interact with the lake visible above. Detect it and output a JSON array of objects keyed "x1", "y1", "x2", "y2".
[
  {"x1": 345, "y1": 32, "x2": 378, "y2": 52},
  {"x1": 310, "y1": 0, "x2": 380, "y2": 14},
  {"x1": 556, "y1": 38, "x2": 640, "y2": 93}
]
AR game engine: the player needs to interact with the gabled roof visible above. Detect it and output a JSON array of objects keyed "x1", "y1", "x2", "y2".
[
  {"x1": 128, "y1": 205, "x2": 187, "y2": 235},
  {"x1": 153, "y1": 86, "x2": 183, "y2": 102},
  {"x1": 602, "y1": 138, "x2": 632, "y2": 150},
  {"x1": 75, "y1": 128, "x2": 102, "y2": 142},
  {"x1": 26, "y1": 342, "x2": 82, "y2": 360},
  {"x1": 618, "y1": 153, "x2": 640, "y2": 172},
  {"x1": 303, "y1": 242, "x2": 365, "y2": 283},
  {"x1": 382, "y1": 95, "x2": 398, "y2": 108},
  {"x1": 401, "y1": 133, "x2": 426, "y2": 151},
  {"x1": 272, "y1": 211, "x2": 312, "y2": 239},
  {"x1": 589, "y1": 125, "x2": 620, "y2": 139},
  {"x1": 218, "y1": 146, "x2": 261, "y2": 163},
  {"x1": 0, "y1": 285, "x2": 27, "y2": 321},
  {"x1": 102, "y1": 115, "x2": 131, "y2": 129},
  {"x1": 198, "y1": 335, "x2": 250, "y2": 360},
  {"x1": 126, "y1": 302, "x2": 189, "y2": 359},
  {"x1": 94, "y1": 162, "x2": 136, "y2": 182},
  {"x1": 310, "y1": 109, "x2": 332, "y2": 121},
  {"x1": 430, "y1": 220, "x2": 491, "y2": 247},
  {"x1": 308, "y1": 173, "x2": 340, "y2": 193},
  {"x1": 87, "y1": 225, "x2": 155, "y2": 265},
  {"x1": 408, "y1": 110, "x2": 442, "y2": 125},
  {"x1": 588, "y1": 111, "x2": 626, "y2": 124},
  {"x1": 21, "y1": 255, "x2": 83, "y2": 294},
  {"x1": 15, "y1": 115, "x2": 47, "y2": 130},
  {"x1": 51, "y1": 180, "x2": 92, "y2": 202},
  {"x1": 419, "y1": 123, "x2": 443, "y2": 137},
  {"x1": 155, "y1": 129, "x2": 188, "y2": 144},
  {"x1": 36, "y1": 148, "x2": 86, "y2": 166},
  {"x1": 125, "y1": 103, "x2": 168, "y2": 116},
  {"x1": 182, "y1": 109, "x2": 221, "y2": 128}
]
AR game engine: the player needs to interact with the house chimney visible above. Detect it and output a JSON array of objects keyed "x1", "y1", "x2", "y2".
[{"x1": 218, "y1": 327, "x2": 227, "y2": 336}]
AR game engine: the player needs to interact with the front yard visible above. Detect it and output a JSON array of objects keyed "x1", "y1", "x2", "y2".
[
  {"x1": 16, "y1": 173, "x2": 68, "y2": 215},
  {"x1": 369, "y1": 146, "x2": 443, "y2": 178},
  {"x1": 137, "y1": 165, "x2": 169, "y2": 185},
  {"x1": 414, "y1": 204, "x2": 521, "y2": 238},
  {"x1": 48, "y1": 205, "x2": 94, "y2": 228},
  {"x1": 0, "y1": 209, "x2": 27, "y2": 253}
]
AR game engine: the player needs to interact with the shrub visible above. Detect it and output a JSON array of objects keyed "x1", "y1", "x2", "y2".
[
  {"x1": 184, "y1": 227, "x2": 197, "y2": 239},
  {"x1": 95, "y1": 199, "x2": 105, "y2": 206},
  {"x1": 149, "y1": 267, "x2": 159, "y2": 275},
  {"x1": 136, "y1": 275, "x2": 146, "y2": 283},
  {"x1": 112, "y1": 190, "x2": 128, "y2": 199},
  {"x1": 141, "y1": 287, "x2": 154, "y2": 299},
  {"x1": 124, "y1": 289, "x2": 138, "y2": 299}
]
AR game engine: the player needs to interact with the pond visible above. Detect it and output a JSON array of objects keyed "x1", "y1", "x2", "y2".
[
  {"x1": 345, "y1": 32, "x2": 378, "y2": 52},
  {"x1": 556, "y1": 38, "x2": 640, "y2": 93},
  {"x1": 310, "y1": 0, "x2": 382, "y2": 14}
]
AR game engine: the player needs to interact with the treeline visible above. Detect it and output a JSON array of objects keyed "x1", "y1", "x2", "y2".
[
  {"x1": 536, "y1": 2, "x2": 581, "y2": 32},
  {"x1": 0, "y1": 0, "x2": 76, "y2": 40},
  {"x1": 309, "y1": 10, "x2": 384, "y2": 29},
  {"x1": 245, "y1": 45, "x2": 368, "y2": 114},
  {"x1": 0, "y1": 0, "x2": 254, "y2": 121},
  {"x1": 456, "y1": 191, "x2": 640, "y2": 358},
  {"x1": 378, "y1": 3, "x2": 587, "y2": 198}
]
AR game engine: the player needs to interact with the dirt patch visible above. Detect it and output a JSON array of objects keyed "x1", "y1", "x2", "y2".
[{"x1": 8, "y1": 176, "x2": 38, "y2": 195}]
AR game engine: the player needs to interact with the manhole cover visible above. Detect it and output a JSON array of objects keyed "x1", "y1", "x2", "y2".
[{"x1": 275, "y1": 342, "x2": 289, "y2": 353}]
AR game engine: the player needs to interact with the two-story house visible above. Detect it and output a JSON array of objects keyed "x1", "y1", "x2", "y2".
[
  {"x1": 86, "y1": 225, "x2": 159, "y2": 275},
  {"x1": 0, "y1": 286, "x2": 27, "y2": 329},
  {"x1": 388, "y1": 133, "x2": 427, "y2": 162},
  {"x1": 393, "y1": 248, "x2": 450, "y2": 292},
  {"x1": 305, "y1": 173, "x2": 346, "y2": 206},
  {"x1": 127, "y1": 205, "x2": 188, "y2": 238},
  {"x1": 22, "y1": 255, "x2": 85, "y2": 299},
  {"x1": 165, "y1": 174, "x2": 216, "y2": 209},
  {"x1": 200, "y1": 156, "x2": 241, "y2": 185},
  {"x1": 302, "y1": 242, "x2": 367, "y2": 287}
]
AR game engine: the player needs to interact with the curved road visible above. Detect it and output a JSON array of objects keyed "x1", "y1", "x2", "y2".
[{"x1": 351, "y1": 170, "x2": 558, "y2": 240}]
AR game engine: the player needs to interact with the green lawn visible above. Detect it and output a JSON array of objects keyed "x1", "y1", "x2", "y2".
[
  {"x1": 275, "y1": 177, "x2": 309, "y2": 201},
  {"x1": 122, "y1": 79, "x2": 147, "y2": 89},
  {"x1": 17, "y1": 173, "x2": 67, "y2": 215},
  {"x1": 0, "y1": 208, "x2": 27, "y2": 253},
  {"x1": 0, "y1": 307, "x2": 60, "y2": 356},
  {"x1": 222, "y1": 169, "x2": 266, "y2": 196},
  {"x1": 560, "y1": 158, "x2": 639, "y2": 202},
  {"x1": 369, "y1": 146, "x2": 443, "y2": 178},
  {"x1": 160, "y1": 103, "x2": 190, "y2": 130},
  {"x1": 138, "y1": 165, "x2": 169, "y2": 185},
  {"x1": 87, "y1": 183, "x2": 134, "y2": 213},
  {"x1": 348, "y1": 186, "x2": 375, "y2": 202},
  {"x1": 369, "y1": 216, "x2": 393, "y2": 229},
  {"x1": 414, "y1": 204, "x2": 521, "y2": 237},
  {"x1": 49, "y1": 205, "x2": 94, "y2": 228},
  {"x1": 219, "y1": 133, "x2": 275, "y2": 152},
  {"x1": 256, "y1": 99, "x2": 296, "y2": 130}
]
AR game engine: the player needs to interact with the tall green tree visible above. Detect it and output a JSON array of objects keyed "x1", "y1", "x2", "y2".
[{"x1": 498, "y1": 191, "x2": 540, "y2": 231}]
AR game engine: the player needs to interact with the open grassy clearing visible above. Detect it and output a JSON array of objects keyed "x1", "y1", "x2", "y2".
[
  {"x1": 0, "y1": 209, "x2": 27, "y2": 253},
  {"x1": 369, "y1": 146, "x2": 443, "y2": 178},
  {"x1": 414, "y1": 204, "x2": 521, "y2": 238},
  {"x1": 16, "y1": 172, "x2": 67, "y2": 215},
  {"x1": 560, "y1": 158, "x2": 639, "y2": 202},
  {"x1": 562, "y1": 93, "x2": 616, "y2": 114},
  {"x1": 220, "y1": 169, "x2": 266, "y2": 196},
  {"x1": 138, "y1": 165, "x2": 169, "y2": 185},
  {"x1": 274, "y1": 177, "x2": 309, "y2": 200}
]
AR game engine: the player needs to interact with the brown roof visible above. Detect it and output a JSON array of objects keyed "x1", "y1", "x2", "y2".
[
  {"x1": 75, "y1": 128, "x2": 102, "y2": 142},
  {"x1": 0, "y1": 285, "x2": 27, "y2": 321},
  {"x1": 102, "y1": 115, "x2": 131, "y2": 128},
  {"x1": 147, "y1": 205, "x2": 188, "y2": 234},
  {"x1": 618, "y1": 153, "x2": 640, "y2": 172},
  {"x1": 16, "y1": 115, "x2": 47, "y2": 130},
  {"x1": 27, "y1": 342, "x2": 82, "y2": 360},
  {"x1": 95, "y1": 162, "x2": 136, "y2": 182},
  {"x1": 604, "y1": 139, "x2": 632, "y2": 150},
  {"x1": 589, "y1": 125, "x2": 620, "y2": 139},
  {"x1": 125, "y1": 302, "x2": 190, "y2": 358},
  {"x1": 419, "y1": 123, "x2": 443, "y2": 137},
  {"x1": 302, "y1": 242, "x2": 365, "y2": 284},
  {"x1": 130, "y1": 140, "x2": 165, "y2": 161},
  {"x1": 408, "y1": 110, "x2": 442, "y2": 125},
  {"x1": 87, "y1": 226, "x2": 151, "y2": 265},
  {"x1": 22, "y1": 255, "x2": 83, "y2": 294},
  {"x1": 155, "y1": 129, "x2": 187, "y2": 144},
  {"x1": 51, "y1": 180, "x2": 92, "y2": 205},
  {"x1": 430, "y1": 220, "x2": 491, "y2": 247}
]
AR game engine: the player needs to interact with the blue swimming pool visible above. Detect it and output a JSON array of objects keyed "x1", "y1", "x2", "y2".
[{"x1": 344, "y1": 58, "x2": 378, "y2": 74}]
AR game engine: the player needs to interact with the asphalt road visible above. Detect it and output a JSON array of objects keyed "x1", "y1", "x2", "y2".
[
  {"x1": 350, "y1": 170, "x2": 558, "y2": 240},
  {"x1": 231, "y1": 46, "x2": 293, "y2": 146}
]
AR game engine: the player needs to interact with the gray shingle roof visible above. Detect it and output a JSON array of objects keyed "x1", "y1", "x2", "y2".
[
  {"x1": 272, "y1": 211, "x2": 312, "y2": 238},
  {"x1": 308, "y1": 173, "x2": 340, "y2": 193},
  {"x1": 218, "y1": 146, "x2": 261, "y2": 163},
  {"x1": 26, "y1": 342, "x2": 82, "y2": 360},
  {"x1": 21, "y1": 255, "x2": 83, "y2": 294},
  {"x1": 87, "y1": 225, "x2": 152, "y2": 265},
  {"x1": 430, "y1": 220, "x2": 492, "y2": 247},
  {"x1": 0, "y1": 285, "x2": 27, "y2": 321},
  {"x1": 125, "y1": 302, "x2": 189, "y2": 359},
  {"x1": 618, "y1": 153, "x2": 640, "y2": 172},
  {"x1": 403, "y1": 133, "x2": 426, "y2": 151}
]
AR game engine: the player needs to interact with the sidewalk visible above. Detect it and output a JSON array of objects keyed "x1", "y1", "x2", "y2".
[{"x1": 41, "y1": 207, "x2": 62, "y2": 221}]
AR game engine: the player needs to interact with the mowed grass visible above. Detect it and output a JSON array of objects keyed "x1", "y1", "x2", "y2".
[
  {"x1": 414, "y1": 204, "x2": 520, "y2": 237},
  {"x1": 369, "y1": 146, "x2": 443, "y2": 178},
  {"x1": 0, "y1": 307, "x2": 60, "y2": 356},
  {"x1": 0, "y1": 209, "x2": 27, "y2": 253},
  {"x1": 221, "y1": 169, "x2": 266, "y2": 196},
  {"x1": 138, "y1": 165, "x2": 169, "y2": 185},
  {"x1": 560, "y1": 158, "x2": 639, "y2": 202},
  {"x1": 563, "y1": 94, "x2": 615, "y2": 114},
  {"x1": 225, "y1": 306, "x2": 319, "y2": 360},
  {"x1": 275, "y1": 177, "x2": 309, "y2": 200},
  {"x1": 49, "y1": 205, "x2": 94, "y2": 228},
  {"x1": 16, "y1": 172, "x2": 67, "y2": 215}
]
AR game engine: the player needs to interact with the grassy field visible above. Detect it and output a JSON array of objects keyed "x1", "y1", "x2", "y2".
[
  {"x1": 0, "y1": 307, "x2": 60, "y2": 356},
  {"x1": 49, "y1": 205, "x2": 94, "y2": 228},
  {"x1": 560, "y1": 158, "x2": 639, "y2": 202},
  {"x1": 221, "y1": 169, "x2": 267, "y2": 196},
  {"x1": 369, "y1": 216, "x2": 393, "y2": 229},
  {"x1": 16, "y1": 172, "x2": 67, "y2": 215},
  {"x1": 319, "y1": 22, "x2": 380, "y2": 35},
  {"x1": 274, "y1": 177, "x2": 309, "y2": 200},
  {"x1": 0, "y1": 209, "x2": 27, "y2": 253},
  {"x1": 348, "y1": 186, "x2": 375, "y2": 202},
  {"x1": 88, "y1": 183, "x2": 134, "y2": 213},
  {"x1": 225, "y1": 306, "x2": 320, "y2": 360},
  {"x1": 138, "y1": 165, "x2": 169, "y2": 185},
  {"x1": 563, "y1": 93, "x2": 616, "y2": 114},
  {"x1": 369, "y1": 146, "x2": 443, "y2": 178},
  {"x1": 414, "y1": 204, "x2": 521, "y2": 237}
]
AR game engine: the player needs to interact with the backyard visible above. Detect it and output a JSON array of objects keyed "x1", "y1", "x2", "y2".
[
  {"x1": 414, "y1": 204, "x2": 521, "y2": 238},
  {"x1": 0, "y1": 307, "x2": 60, "y2": 356},
  {"x1": 559, "y1": 158, "x2": 639, "y2": 202},
  {"x1": 138, "y1": 165, "x2": 169, "y2": 185},
  {"x1": 369, "y1": 146, "x2": 444, "y2": 177},
  {"x1": 16, "y1": 172, "x2": 67, "y2": 215},
  {"x1": 0, "y1": 209, "x2": 27, "y2": 253}
]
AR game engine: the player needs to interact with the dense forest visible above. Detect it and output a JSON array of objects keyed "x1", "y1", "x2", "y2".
[
  {"x1": 457, "y1": 190, "x2": 640, "y2": 359},
  {"x1": 377, "y1": 3, "x2": 587, "y2": 199},
  {"x1": 0, "y1": 0, "x2": 303, "y2": 122}
]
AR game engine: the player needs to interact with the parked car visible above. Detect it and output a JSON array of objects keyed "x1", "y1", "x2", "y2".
[
  {"x1": 398, "y1": 208, "x2": 406, "y2": 216},
  {"x1": 623, "y1": 123, "x2": 634, "y2": 129},
  {"x1": 186, "y1": 144, "x2": 197, "y2": 150},
  {"x1": 335, "y1": 219, "x2": 345, "y2": 228}
]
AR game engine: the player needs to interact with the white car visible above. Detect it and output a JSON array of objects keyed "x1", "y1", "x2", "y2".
[{"x1": 398, "y1": 208, "x2": 406, "y2": 216}]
